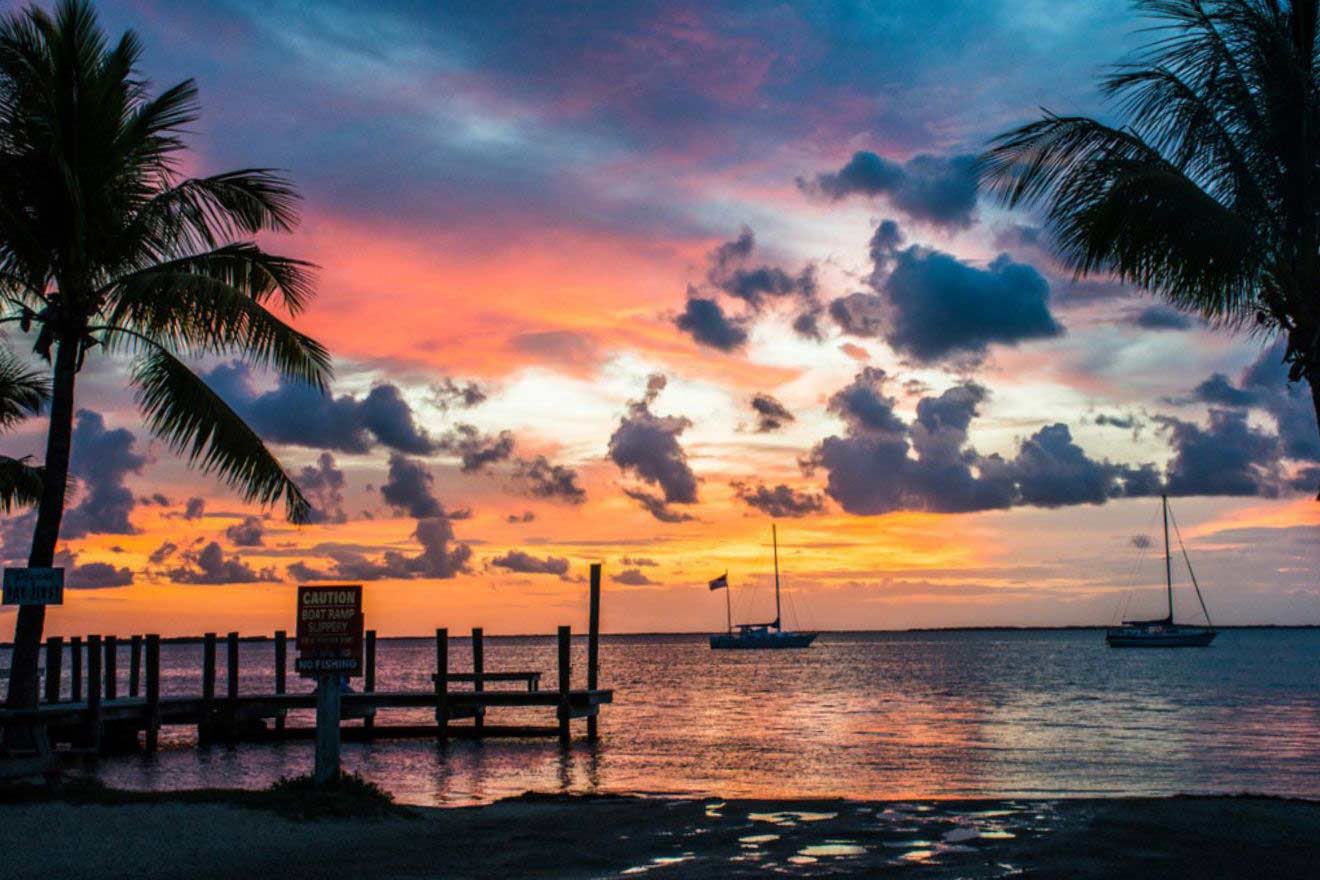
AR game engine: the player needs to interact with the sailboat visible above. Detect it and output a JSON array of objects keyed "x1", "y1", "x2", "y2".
[
  {"x1": 709, "y1": 524, "x2": 817, "y2": 650},
  {"x1": 1106, "y1": 495, "x2": 1216, "y2": 648}
]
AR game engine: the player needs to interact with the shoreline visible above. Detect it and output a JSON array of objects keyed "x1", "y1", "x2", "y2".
[{"x1": 2, "y1": 789, "x2": 1316, "y2": 879}]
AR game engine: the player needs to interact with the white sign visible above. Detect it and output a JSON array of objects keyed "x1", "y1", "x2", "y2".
[{"x1": 2, "y1": 567, "x2": 64, "y2": 605}]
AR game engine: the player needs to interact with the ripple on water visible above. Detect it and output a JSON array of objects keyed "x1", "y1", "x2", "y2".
[
  {"x1": 747, "y1": 810, "x2": 838, "y2": 826},
  {"x1": 799, "y1": 843, "x2": 866, "y2": 857}
]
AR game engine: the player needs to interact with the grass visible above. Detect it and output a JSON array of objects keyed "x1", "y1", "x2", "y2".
[{"x1": 0, "y1": 770, "x2": 414, "y2": 821}]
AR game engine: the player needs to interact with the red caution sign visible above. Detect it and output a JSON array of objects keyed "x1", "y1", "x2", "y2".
[{"x1": 295, "y1": 585, "x2": 363, "y2": 677}]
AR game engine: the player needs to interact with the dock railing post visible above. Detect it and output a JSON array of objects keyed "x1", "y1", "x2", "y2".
[
  {"x1": 43, "y1": 636, "x2": 63, "y2": 703},
  {"x1": 434, "y1": 628, "x2": 448, "y2": 742},
  {"x1": 129, "y1": 635, "x2": 142, "y2": 698},
  {"x1": 471, "y1": 627, "x2": 484, "y2": 732},
  {"x1": 225, "y1": 631, "x2": 239, "y2": 741},
  {"x1": 274, "y1": 630, "x2": 287, "y2": 735},
  {"x1": 587, "y1": 563, "x2": 602, "y2": 740},
  {"x1": 364, "y1": 629, "x2": 376, "y2": 734},
  {"x1": 70, "y1": 635, "x2": 83, "y2": 703},
  {"x1": 201, "y1": 632, "x2": 216, "y2": 745},
  {"x1": 104, "y1": 634, "x2": 118, "y2": 701},
  {"x1": 557, "y1": 625, "x2": 571, "y2": 743},
  {"x1": 313, "y1": 673, "x2": 341, "y2": 785},
  {"x1": 144, "y1": 635, "x2": 160, "y2": 752},
  {"x1": 86, "y1": 634, "x2": 103, "y2": 752}
]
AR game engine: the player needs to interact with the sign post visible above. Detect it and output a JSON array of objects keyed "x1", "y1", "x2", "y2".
[
  {"x1": 3, "y1": 567, "x2": 64, "y2": 605},
  {"x1": 295, "y1": 585, "x2": 363, "y2": 785}
]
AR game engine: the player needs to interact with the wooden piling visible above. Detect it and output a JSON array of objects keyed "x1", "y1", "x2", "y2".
[
  {"x1": 144, "y1": 635, "x2": 160, "y2": 752},
  {"x1": 472, "y1": 627, "x2": 485, "y2": 731},
  {"x1": 274, "y1": 630, "x2": 287, "y2": 734},
  {"x1": 434, "y1": 628, "x2": 449, "y2": 741},
  {"x1": 201, "y1": 632, "x2": 216, "y2": 744},
  {"x1": 587, "y1": 563, "x2": 602, "y2": 740},
  {"x1": 70, "y1": 635, "x2": 82, "y2": 702},
  {"x1": 557, "y1": 625, "x2": 571, "y2": 742},
  {"x1": 364, "y1": 629, "x2": 377, "y2": 733},
  {"x1": 225, "y1": 631, "x2": 239, "y2": 742},
  {"x1": 129, "y1": 635, "x2": 142, "y2": 697},
  {"x1": 86, "y1": 635, "x2": 102, "y2": 752},
  {"x1": 104, "y1": 635, "x2": 118, "y2": 701},
  {"x1": 43, "y1": 637, "x2": 63, "y2": 703}
]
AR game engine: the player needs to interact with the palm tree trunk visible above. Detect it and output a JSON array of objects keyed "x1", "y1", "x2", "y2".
[
  {"x1": 1310, "y1": 368, "x2": 1320, "y2": 501},
  {"x1": 4, "y1": 337, "x2": 78, "y2": 711}
]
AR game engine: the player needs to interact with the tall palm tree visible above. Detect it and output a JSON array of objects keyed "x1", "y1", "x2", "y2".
[
  {"x1": 980, "y1": 0, "x2": 1320, "y2": 494},
  {"x1": 1, "y1": 0, "x2": 330, "y2": 711}
]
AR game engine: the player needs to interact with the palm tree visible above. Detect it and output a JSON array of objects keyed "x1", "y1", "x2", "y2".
[
  {"x1": 980, "y1": 0, "x2": 1320, "y2": 494},
  {"x1": 0, "y1": 1, "x2": 330, "y2": 711},
  {"x1": 0, "y1": 349, "x2": 47, "y2": 511}
]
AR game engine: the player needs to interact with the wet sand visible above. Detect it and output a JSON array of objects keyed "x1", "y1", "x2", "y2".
[{"x1": 1, "y1": 793, "x2": 1316, "y2": 878}]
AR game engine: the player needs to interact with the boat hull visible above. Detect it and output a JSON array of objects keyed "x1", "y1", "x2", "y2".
[
  {"x1": 1105, "y1": 626, "x2": 1216, "y2": 648},
  {"x1": 710, "y1": 631, "x2": 817, "y2": 650}
]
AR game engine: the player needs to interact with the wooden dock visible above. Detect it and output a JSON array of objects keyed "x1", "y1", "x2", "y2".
[{"x1": 1, "y1": 624, "x2": 611, "y2": 757}]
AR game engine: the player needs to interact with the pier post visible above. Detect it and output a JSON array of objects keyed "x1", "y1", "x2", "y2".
[
  {"x1": 364, "y1": 629, "x2": 376, "y2": 734},
  {"x1": 144, "y1": 635, "x2": 160, "y2": 752},
  {"x1": 557, "y1": 625, "x2": 571, "y2": 743},
  {"x1": 471, "y1": 627, "x2": 484, "y2": 732},
  {"x1": 104, "y1": 635, "x2": 117, "y2": 701},
  {"x1": 86, "y1": 634, "x2": 102, "y2": 752},
  {"x1": 434, "y1": 628, "x2": 448, "y2": 742},
  {"x1": 43, "y1": 637, "x2": 62, "y2": 703},
  {"x1": 313, "y1": 675, "x2": 341, "y2": 785},
  {"x1": 70, "y1": 635, "x2": 83, "y2": 702},
  {"x1": 129, "y1": 635, "x2": 142, "y2": 697},
  {"x1": 201, "y1": 632, "x2": 216, "y2": 745},
  {"x1": 274, "y1": 630, "x2": 287, "y2": 735},
  {"x1": 587, "y1": 563, "x2": 601, "y2": 740},
  {"x1": 225, "y1": 631, "x2": 239, "y2": 743}
]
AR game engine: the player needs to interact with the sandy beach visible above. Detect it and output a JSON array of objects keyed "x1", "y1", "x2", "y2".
[{"x1": 1, "y1": 793, "x2": 1316, "y2": 879}]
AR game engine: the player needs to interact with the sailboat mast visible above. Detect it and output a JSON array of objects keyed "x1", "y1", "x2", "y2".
[
  {"x1": 772, "y1": 523, "x2": 781, "y2": 630},
  {"x1": 725, "y1": 577, "x2": 732, "y2": 634},
  {"x1": 1162, "y1": 494, "x2": 1173, "y2": 621}
]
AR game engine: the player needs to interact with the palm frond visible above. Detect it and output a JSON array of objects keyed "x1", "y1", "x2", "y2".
[
  {"x1": 0, "y1": 349, "x2": 46, "y2": 428},
  {"x1": 132, "y1": 348, "x2": 312, "y2": 524},
  {"x1": 0, "y1": 453, "x2": 42, "y2": 512}
]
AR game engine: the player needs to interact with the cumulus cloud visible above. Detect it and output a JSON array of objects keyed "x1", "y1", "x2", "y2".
[
  {"x1": 806, "y1": 369, "x2": 1158, "y2": 515},
  {"x1": 224, "y1": 516, "x2": 266, "y2": 547},
  {"x1": 288, "y1": 516, "x2": 472, "y2": 582},
  {"x1": 1130, "y1": 305, "x2": 1194, "y2": 331},
  {"x1": 298, "y1": 453, "x2": 348, "y2": 524},
  {"x1": 169, "y1": 541, "x2": 275, "y2": 585},
  {"x1": 429, "y1": 378, "x2": 488, "y2": 410},
  {"x1": 1157, "y1": 409, "x2": 1282, "y2": 497},
  {"x1": 439, "y1": 424, "x2": 516, "y2": 472},
  {"x1": 749, "y1": 393, "x2": 794, "y2": 433},
  {"x1": 608, "y1": 375, "x2": 698, "y2": 520},
  {"x1": 182, "y1": 497, "x2": 205, "y2": 520},
  {"x1": 206, "y1": 361, "x2": 437, "y2": 455},
  {"x1": 507, "y1": 511, "x2": 536, "y2": 524},
  {"x1": 148, "y1": 541, "x2": 178, "y2": 564},
  {"x1": 801, "y1": 151, "x2": 979, "y2": 228},
  {"x1": 614, "y1": 567, "x2": 658, "y2": 586},
  {"x1": 514, "y1": 455, "x2": 587, "y2": 503},
  {"x1": 380, "y1": 453, "x2": 445, "y2": 519},
  {"x1": 675, "y1": 295, "x2": 748, "y2": 351},
  {"x1": 732, "y1": 482, "x2": 825, "y2": 517},
  {"x1": 68, "y1": 561, "x2": 134, "y2": 589},
  {"x1": 61, "y1": 410, "x2": 146, "y2": 539},
  {"x1": 489, "y1": 550, "x2": 570, "y2": 576}
]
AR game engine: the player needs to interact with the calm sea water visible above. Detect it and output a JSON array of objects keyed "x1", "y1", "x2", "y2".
[{"x1": 21, "y1": 629, "x2": 1320, "y2": 805}]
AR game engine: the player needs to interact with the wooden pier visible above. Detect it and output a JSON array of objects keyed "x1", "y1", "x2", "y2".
[{"x1": 1, "y1": 569, "x2": 611, "y2": 761}]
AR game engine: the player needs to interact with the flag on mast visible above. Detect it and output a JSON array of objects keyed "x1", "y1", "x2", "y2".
[{"x1": 708, "y1": 572, "x2": 728, "y2": 591}]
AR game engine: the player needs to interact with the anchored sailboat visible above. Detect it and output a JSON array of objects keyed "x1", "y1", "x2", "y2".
[
  {"x1": 1106, "y1": 495, "x2": 1216, "y2": 648},
  {"x1": 709, "y1": 524, "x2": 817, "y2": 650}
]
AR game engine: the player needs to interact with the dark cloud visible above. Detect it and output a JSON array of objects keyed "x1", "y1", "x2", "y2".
[
  {"x1": 1131, "y1": 305, "x2": 1194, "y2": 331},
  {"x1": 514, "y1": 455, "x2": 587, "y2": 503},
  {"x1": 489, "y1": 550, "x2": 570, "y2": 576},
  {"x1": 440, "y1": 424, "x2": 516, "y2": 472},
  {"x1": 183, "y1": 497, "x2": 205, "y2": 520},
  {"x1": 623, "y1": 488, "x2": 695, "y2": 523},
  {"x1": 506, "y1": 511, "x2": 536, "y2": 523},
  {"x1": 224, "y1": 516, "x2": 265, "y2": 547},
  {"x1": 750, "y1": 393, "x2": 794, "y2": 433},
  {"x1": 801, "y1": 151, "x2": 979, "y2": 228},
  {"x1": 141, "y1": 493, "x2": 171, "y2": 507},
  {"x1": 298, "y1": 453, "x2": 348, "y2": 524},
  {"x1": 732, "y1": 482, "x2": 825, "y2": 518},
  {"x1": 429, "y1": 378, "x2": 488, "y2": 410},
  {"x1": 620, "y1": 556, "x2": 658, "y2": 567},
  {"x1": 1094, "y1": 413, "x2": 1140, "y2": 430},
  {"x1": 807, "y1": 369, "x2": 1159, "y2": 514},
  {"x1": 380, "y1": 454, "x2": 445, "y2": 519},
  {"x1": 1189, "y1": 373, "x2": 1257, "y2": 408},
  {"x1": 148, "y1": 541, "x2": 179, "y2": 565},
  {"x1": 614, "y1": 567, "x2": 658, "y2": 586},
  {"x1": 1157, "y1": 409, "x2": 1282, "y2": 498},
  {"x1": 675, "y1": 296, "x2": 749, "y2": 351},
  {"x1": 169, "y1": 541, "x2": 275, "y2": 585},
  {"x1": 206, "y1": 361, "x2": 436, "y2": 454},
  {"x1": 288, "y1": 516, "x2": 472, "y2": 581},
  {"x1": 68, "y1": 561, "x2": 134, "y2": 589},
  {"x1": 60, "y1": 410, "x2": 146, "y2": 539},
  {"x1": 841, "y1": 221, "x2": 1062, "y2": 362},
  {"x1": 608, "y1": 375, "x2": 698, "y2": 520}
]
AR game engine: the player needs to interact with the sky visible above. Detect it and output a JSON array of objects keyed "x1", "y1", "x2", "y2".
[{"x1": 1, "y1": 0, "x2": 1317, "y2": 637}]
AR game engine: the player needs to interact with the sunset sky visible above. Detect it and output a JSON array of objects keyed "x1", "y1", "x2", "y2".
[{"x1": 1, "y1": 0, "x2": 1317, "y2": 637}]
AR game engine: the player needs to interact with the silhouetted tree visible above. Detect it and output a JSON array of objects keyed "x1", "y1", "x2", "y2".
[{"x1": 0, "y1": 350, "x2": 47, "y2": 511}]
